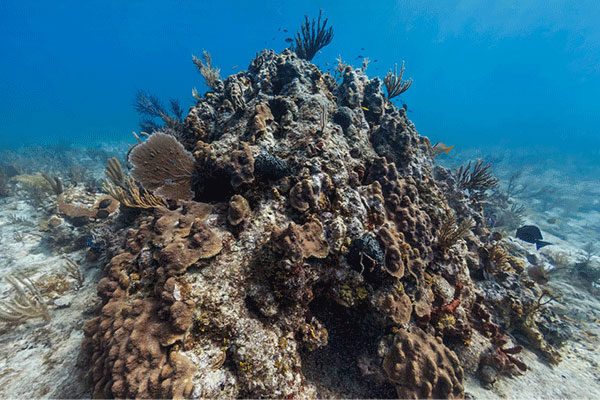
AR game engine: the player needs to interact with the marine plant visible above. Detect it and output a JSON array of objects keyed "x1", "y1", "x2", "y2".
[
  {"x1": 495, "y1": 203, "x2": 526, "y2": 231},
  {"x1": 572, "y1": 242, "x2": 600, "y2": 286},
  {"x1": 104, "y1": 157, "x2": 126, "y2": 187},
  {"x1": 581, "y1": 241, "x2": 596, "y2": 262},
  {"x1": 334, "y1": 55, "x2": 347, "y2": 81},
  {"x1": 192, "y1": 50, "x2": 222, "y2": 91},
  {"x1": 67, "y1": 165, "x2": 88, "y2": 185},
  {"x1": 41, "y1": 173, "x2": 63, "y2": 195},
  {"x1": 504, "y1": 170, "x2": 526, "y2": 197},
  {"x1": 134, "y1": 89, "x2": 185, "y2": 134},
  {"x1": 437, "y1": 209, "x2": 473, "y2": 252},
  {"x1": 455, "y1": 159, "x2": 499, "y2": 196},
  {"x1": 292, "y1": 10, "x2": 334, "y2": 61},
  {"x1": 103, "y1": 176, "x2": 167, "y2": 209},
  {"x1": 523, "y1": 288, "x2": 561, "y2": 318},
  {"x1": 383, "y1": 61, "x2": 413, "y2": 99},
  {"x1": 8, "y1": 213, "x2": 34, "y2": 226},
  {"x1": 103, "y1": 157, "x2": 167, "y2": 208},
  {"x1": 0, "y1": 274, "x2": 50, "y2": 324},
  {"x1": 61, "y1": 256, "x2": 84, "y2": 289}
]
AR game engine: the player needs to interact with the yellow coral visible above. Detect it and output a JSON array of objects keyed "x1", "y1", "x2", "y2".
[
  {"x1": 355, "y1": 286, "x2": 368, "y2": 300},
  {"x1": 437, "y1": 313, "x2": 456, "y2": 330}
]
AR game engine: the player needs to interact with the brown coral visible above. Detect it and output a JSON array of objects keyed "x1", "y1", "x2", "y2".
[
  {"x1": 83, "y1": 298, "x2": 194, "y2": 399},
  {"x1": 153, "y1": 203, "x2": 222, "y2": 275},
  {"x1": 271, "y1": 220, "x2": 329, "y2": 261},
  {"x1": 383, "y1": 326, "x2": 464, "y2": 399},
  {"x1": 251, "y1": 102, "x2": 274, "y2": 138},
  {"x1": 82, "y1": 202, "x2": 222, "y2": 398},
  {"x1": 377, "y1": 292, "x2": 412, "y2": 325},
  {"x1": 376, "y1": 226, "x2": 409, "y2": 279},
  {"x1": 58, "y1": 190, "x2": 119, "y2": 221},
  {"x1": 230, "y1": 142, "x2": 254, "y2": 188},
  {"x1": 228, "y1": 194, "x2": 251, "y2": 226},
  {"x1": 365, "y1": 157, "x2": 437, "y2": 274},
  {"x1": 289, "y1": 179, "x2": 317, "y2": 212}
]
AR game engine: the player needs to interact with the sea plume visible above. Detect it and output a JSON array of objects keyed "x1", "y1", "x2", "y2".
[{"x1": 292, "y1": 10, "x2": 334, "y2": 61}]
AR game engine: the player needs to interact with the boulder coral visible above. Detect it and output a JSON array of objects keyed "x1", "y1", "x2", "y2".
[{"x1": 383, "y1": 326, "x2": 464, "y2": 399}]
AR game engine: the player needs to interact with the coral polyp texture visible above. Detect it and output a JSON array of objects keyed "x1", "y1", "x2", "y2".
[
  {"x1": 81, "y1": 49, "x2": 564, "y2": 399},
  {"x1": 383, "y1": 326, "x2": 464, "y2": 399}
]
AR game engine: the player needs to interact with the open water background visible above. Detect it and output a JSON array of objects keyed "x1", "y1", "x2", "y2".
[{"x1": 1, "y1": 1, "x2": 599, "y2": 168}]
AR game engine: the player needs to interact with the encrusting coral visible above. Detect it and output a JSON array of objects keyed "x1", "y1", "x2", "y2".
[
  {"x1": 81, "y1": 32, "x2": 563, "y2": 398},
  {"x1": 227, "y1": 194, "x2": 251, "y2": 226}
]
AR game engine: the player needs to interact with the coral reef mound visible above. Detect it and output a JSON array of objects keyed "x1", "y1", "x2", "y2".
[{"x1": 80, "y1": 49, "x2": 564, "y2": 399}]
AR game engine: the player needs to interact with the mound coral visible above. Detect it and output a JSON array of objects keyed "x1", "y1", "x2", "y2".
[{"x1": 81, "y1": 202, "x2": 221, "y2": 398}]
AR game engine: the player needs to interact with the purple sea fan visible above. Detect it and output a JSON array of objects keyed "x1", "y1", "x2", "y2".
[{"x1": 128, "y1": 131, "x2": 195, "y2": 201}]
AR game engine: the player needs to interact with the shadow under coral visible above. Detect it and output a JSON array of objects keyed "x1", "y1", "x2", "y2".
[{"x1": 299, "y1": 294, "x2": 396, "y2": 399}]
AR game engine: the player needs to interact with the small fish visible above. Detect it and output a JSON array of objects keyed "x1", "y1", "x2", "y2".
[
  {"x1": 355, "y1": 55, "x2": 364, "y2": 59},
  {"x1": 231, "y1": 65, "x2": 238, "y2": 70},
  {"x1": 283, "y1": 29, "x2": 288, "y2": 33},
  {"x1": 373, "y1": 59, "x2": 378, "y2": 62},
  {"x1": 360, "y1": 106, "x2": 369, "y2": 111},
  {"x1": 290, "y1": 97, "x2": 299, "y2": 101},
  {"x1": 431, "y1": 142, "x2": 455, "y2": 156},
  {"x1": 360, "y1": 47, "x2": 365, "y2": 50},
  {"x1": 285, "y1": 37, "x2": 293, "y2": 43},
  {"x1": 516, "y1": 225, "x2": 552, "y2": 250}
]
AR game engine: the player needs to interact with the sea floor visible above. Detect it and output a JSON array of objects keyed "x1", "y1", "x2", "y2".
[
  {"x1": 0, "y1": 145, "x2": 599, "y2": 398},
  {"x1": 465, "y1": 248, "x2": 600, "y2": 399}
]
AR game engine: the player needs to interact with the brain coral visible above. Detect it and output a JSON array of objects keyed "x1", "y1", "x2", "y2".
[{"x1": 383, "y1": 326, "x2": 465, "y2": 399}]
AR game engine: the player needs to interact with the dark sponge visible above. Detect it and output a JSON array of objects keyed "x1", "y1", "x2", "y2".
[{"x1": 254, "y1": 152, "x2": 291, "y2": 182}]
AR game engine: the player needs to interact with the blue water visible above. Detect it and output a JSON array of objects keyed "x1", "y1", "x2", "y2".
[{"x1": 1, "y1": 1, "x2": 600, "y2": 154}]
